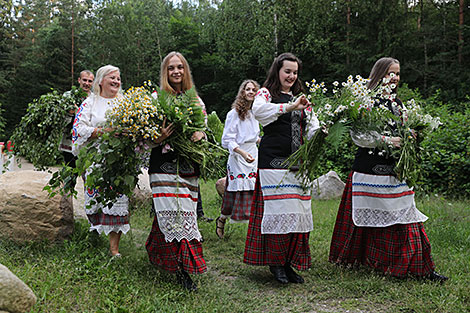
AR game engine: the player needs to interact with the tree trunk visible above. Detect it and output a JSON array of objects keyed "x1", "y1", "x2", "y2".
[
  {"x1": 346, "y1": 0, "x2": 351, "y2": 66},
  {"x1": 71, "y1": 0, "x2": 75, "y2": 87},
  {"x1": 458, "y1": 0, "x2": 464, "y2": 64}
]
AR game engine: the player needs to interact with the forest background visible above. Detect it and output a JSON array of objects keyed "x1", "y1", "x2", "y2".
[{"x1": 0, "y1": 0, "x2": 469, "y2": 196}]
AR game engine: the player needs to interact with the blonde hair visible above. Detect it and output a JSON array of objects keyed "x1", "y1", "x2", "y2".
[
  {"x1": 367, "y1": 57, "x2": 400, "y2": 91},
  {"x1": 160, "y1": 52, "x2": 194, "y2": 94},
  {"x1": 232, "y1": 80, "x2": 260, "y2": 120},
  {"x1": 92, "y1": 65, "x2": 121, "y2": 96}
]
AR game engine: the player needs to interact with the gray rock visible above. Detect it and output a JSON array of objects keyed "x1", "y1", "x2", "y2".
[
  {"x1": 311, "y1": 171, "x2": 345, "y2": 200},
  {"x1": 0, "y1": 264, "x2": 36, "y2": 313}
]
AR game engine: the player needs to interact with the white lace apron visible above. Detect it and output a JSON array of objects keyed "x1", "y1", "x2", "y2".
[
  {"x1": 259, "y1": 169, "x2": 313, "y2": 234},
  {"x1": 84, "y1": 167, "x2": 130, "y2": 235},
  {"x1": 226, "y1": 142, "x2": 258, "y2": 191},
  {"x1": 351, "y1": 172, "x2": 428, "y2": 227},
  {"x1": 149, "y1": 173, "x2": 202, "y2": 242}
]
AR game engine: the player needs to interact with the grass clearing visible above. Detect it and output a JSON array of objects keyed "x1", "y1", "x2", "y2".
[{"x1": 1, "y1": 180, "x2": 469, "y2": 312}]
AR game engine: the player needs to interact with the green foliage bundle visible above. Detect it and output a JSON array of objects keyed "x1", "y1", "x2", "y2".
[
  {"x1": 48, "y1": 85, "x2": 227, "y2": 208},
  {"x1": 288, "y1": 75, "x2": 442, "y2": 188},
  {"x1": 10, "y1": 87, "x2": 86, "y2": 169},
  {"x1": 205, "y1": 111, "x2": 228, "y2": 179}
]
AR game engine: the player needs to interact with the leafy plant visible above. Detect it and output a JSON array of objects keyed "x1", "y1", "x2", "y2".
[{"x1": 10, "y1": 87, "x2": 87, "y2": 169}]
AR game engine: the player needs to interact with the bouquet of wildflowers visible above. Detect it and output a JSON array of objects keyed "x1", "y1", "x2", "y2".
[
  {"x1": 287, "y1": 75, "x2": 440, "y2": 188},
  {"x1": 47, "y1": 82, "x2": 227, "y2": 207}
]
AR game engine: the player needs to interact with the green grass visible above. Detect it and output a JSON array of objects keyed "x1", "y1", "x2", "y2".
[{"x1": 1, "y1": 180, "x2": 469, "y2": 312}]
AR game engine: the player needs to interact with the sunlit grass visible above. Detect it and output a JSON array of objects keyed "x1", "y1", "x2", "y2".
[{"x1": 0, "y1": 180, "x2": 469, "y2": 312}]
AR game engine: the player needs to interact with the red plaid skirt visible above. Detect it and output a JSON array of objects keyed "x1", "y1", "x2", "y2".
[
  {"x1": 329, "y1": 172, "x2": 435, "y2": 277},
  {"x1": 87, "y1": 213, "x2": 129, "y2": 228},
  {"x1": 221, "y1": 189, "x2": 254, "y2": 221},
  {"x1": 145, "y1": 216, "x2": 207, "y2": 274},
  {"x1": 243, "y1": 176, "x2": 311, "y2": 271}
]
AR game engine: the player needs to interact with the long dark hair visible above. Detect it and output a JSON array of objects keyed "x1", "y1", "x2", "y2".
[{"x1": 263, "y1": 52, "x2": 304, "y2": 100}]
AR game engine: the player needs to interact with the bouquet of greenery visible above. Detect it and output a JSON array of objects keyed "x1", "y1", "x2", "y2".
[
  {"x1": 287, "y1": 75, "x2": 440, "y2": 188},
  {"x1": 10, "y1": 87, "x2": 86, "y2": 169},
  {"x1": 47, "y1": 83, "x2": 227, "y2": 208}
]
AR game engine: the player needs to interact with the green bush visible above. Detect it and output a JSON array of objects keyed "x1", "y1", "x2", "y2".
[
  {"x1": 10, "y1": 87, "x2": 86, "y2": 169},
  {"x1": 419, "y1": 106, "x2": 470, "y2": 198}
]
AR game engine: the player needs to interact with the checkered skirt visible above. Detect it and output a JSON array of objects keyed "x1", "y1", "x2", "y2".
[
  {"x1": 243, "y1": 177, "x2": 311, "y2": 271},
  {"x1": 221, "y1": 188, "x2": 254, "y2": 221},
  {"x1": 87, "y1": 213, "x2": 129, "y2": 235},
  {"x1": 146, "y1": 215, "x2": 207, "y2": 274},
  {"x1": 329, "y1": 172, "x2": 435, "y2": 277}
]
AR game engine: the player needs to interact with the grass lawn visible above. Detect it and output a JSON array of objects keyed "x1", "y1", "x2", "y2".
[{"x1": 1, "y1": 180, "x2": 469, "y2": 312}]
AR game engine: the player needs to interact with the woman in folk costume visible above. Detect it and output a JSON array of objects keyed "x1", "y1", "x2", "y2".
[
  {"x1": 72, "y1": 65, "x2": 129, "y2": 258},
  {"x1": 329, "y1": 57, "x2": 448, "y2": 282},
  {"x1": 145, "y1": 52, "x2": 207, "y2": 291},
  {"x1": 243, "y1": 53, "x2": 320, "y2": 284},
  {"x1": 215, "y1": 79, "x2": 261, "y2": 239}
]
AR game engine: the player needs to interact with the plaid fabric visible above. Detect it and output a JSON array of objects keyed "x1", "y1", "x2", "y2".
[
  {"x1": 221, "y1": 189, "x2": 254, "y2": 221},
  {"x1": 87, "y1": 212, "x2": 129, "y2": 227},
  {"x1": 329, "y1": 172, "x2": 435, "y2": 277},
  {"x1": 146, "y1": 216, "x2": 207, "y2": 274},
  {"x1": 243, "y1": 176, "x2": 311, "y2": 271}
]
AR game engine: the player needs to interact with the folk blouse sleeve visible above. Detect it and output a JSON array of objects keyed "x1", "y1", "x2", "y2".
[
  {"x1": 305, "y1": 107, "x2": 320, "y2": 140},
  {"x1": 252, "y1": 88, "x2": 289, "y2": 126},
  {"x1": 221, "y1": 110, "x2": 239, "y2": 152},
  {"x1": 71, "y1": 96, "x2": 96, "y2": 156}
]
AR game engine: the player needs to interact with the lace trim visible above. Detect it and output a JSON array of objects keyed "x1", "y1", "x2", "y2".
[
  {"x1": 352, "y1": 206, "x2": 428, "y2": 227},
  {"x1": 156, "y1": 211, "x2": 202, "y2": 242},
  {"x1": 89, "y1": 224, "x2": 130, "y2": 235},
  {"x1": 84, "y1": 189, "x2": 129, "y2": 216},
  {"x1": 261, "y1": 212, "x2": 313, "y2": 234}
]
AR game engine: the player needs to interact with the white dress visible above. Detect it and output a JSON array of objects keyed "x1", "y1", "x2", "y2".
[
  {"x1": 72, "y1": 93, "x2": 130, "y2": 235},
  {"x1": 221, "y1": 109, "x2": 260, "y2": 191}
]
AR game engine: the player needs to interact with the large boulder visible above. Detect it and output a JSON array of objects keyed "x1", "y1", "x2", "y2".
[
  {"x1": 0, "y1": 170, "x2": 74, "y2": 242},
  {"x1": 215, "y1": 177, "x2": 226, "y2": 198},
  {"x1": 0, "y1": 263, "x2": 36, "y2": 313},
  {"x1": 311, "y1": 171, "x2": 345, "y2": 200}
]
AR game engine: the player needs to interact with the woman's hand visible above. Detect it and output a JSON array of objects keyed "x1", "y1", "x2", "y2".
[
  {"x1": 388, "y1": 136, "x2": 401, "y2": 148},
  {"x1": 154, "y1": 118, "x2": 174, "y2": 144},
  {"x1": 92, "y1": 127, "x2": 114, "y2": 138},
  {"x1": 234, "y1": 147, "x2": 255, "y2": 163},
  {"x1": 191, "y1": 131, "x2": 205, "y2": 142},
  {"x1": 287, "y1": 95, "x2": 310, "y2": 112}
]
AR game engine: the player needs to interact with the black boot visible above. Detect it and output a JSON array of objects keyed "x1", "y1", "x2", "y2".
[
  {"x1": 284, "y1": 264, "x2": 304, "y2": 284},
  {"x1": 177, "y1": 270, "x2": 198, "y2": 291},
  {"x1": 426, "y1": 271, "x2": 449, "y2": 284},
  {"x1": 269, "y1": 266, "x2": 289, "y2": 284}
]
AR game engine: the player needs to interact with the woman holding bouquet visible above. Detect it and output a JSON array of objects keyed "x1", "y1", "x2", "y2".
[
  {"x1": 243, "y1": 53, "x2": 320, "y2": 284},
  {"x1": 145, "y1": 52, "x2": 207, "y2": 291},
  {"x1": 72, "y1": 65, "x2": 129, "y2": 258},
  {"x1": 215, "y1": 79, "x2": 261, "y2": 238},
  {"x1": 329, "y1": 57, "x2": 448, "y2": 282}
]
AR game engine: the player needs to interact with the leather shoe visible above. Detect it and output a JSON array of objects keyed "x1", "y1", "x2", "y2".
[
  {"x1": 284, "y1": 264, "x2": 304, "y2": 283},
  {"x1": 177, "y1": 270, "x2": 198, "y2": 291},
  {"x1": 426, "y1": 271, "x2": 449, "y2": 283},
  {"x1": 269, "y1": 266, "x2": 289, "y2": 284}
]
